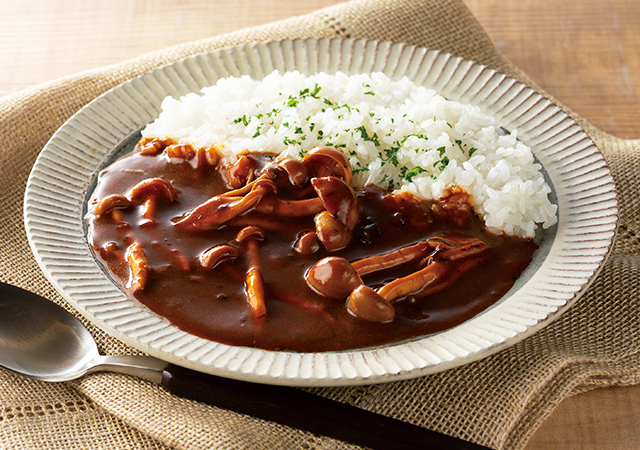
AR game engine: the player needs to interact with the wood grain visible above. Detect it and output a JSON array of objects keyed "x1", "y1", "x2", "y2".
[
  {"x1": 0, "y1": 1, "x2": 638, "y2": 448},
  {"x1": 465, "y1": 0, "x2": 640, "y2": 138}
]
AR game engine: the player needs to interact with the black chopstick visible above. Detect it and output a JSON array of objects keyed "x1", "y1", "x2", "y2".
[{"x1": 163, "y1": 364, "x2": 490, "y2": 449}]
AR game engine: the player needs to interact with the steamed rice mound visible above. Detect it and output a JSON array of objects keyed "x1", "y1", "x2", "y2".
[{"x1": 142, "y1": 70, "x2": 557, "y2": 238}]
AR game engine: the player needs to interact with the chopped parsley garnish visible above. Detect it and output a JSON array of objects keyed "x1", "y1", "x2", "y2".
[
  {"x1": 232, "y1": 114, "x2": 250, "y2": 126},
  {"x1": 433, "y1": 156, "x2": 450, "y2": 172},
  {"x1": 382, "y1": 146, "x2": 400, "y2": 166},
  {"x1": 404, "y1": 166, "x2": 427, "y2": 181},
  {"x1": 355, "y1": 125, "x2": 380, "y2": 147}
]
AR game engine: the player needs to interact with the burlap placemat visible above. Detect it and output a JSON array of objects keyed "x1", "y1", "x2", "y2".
[{"x1": 1, "y1": 0, "x2": 638, "y2": 448}]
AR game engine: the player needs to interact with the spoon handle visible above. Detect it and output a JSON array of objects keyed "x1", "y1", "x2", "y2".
[{"x1": 161, "y1": 364, "x2": 488, "y2": 450}]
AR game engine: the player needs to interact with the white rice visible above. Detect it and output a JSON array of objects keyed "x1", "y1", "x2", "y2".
[{"x1": 142, "y1": 70, "x2": 557, "y2": 238}]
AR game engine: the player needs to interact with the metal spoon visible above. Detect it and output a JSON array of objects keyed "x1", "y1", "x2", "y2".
[{"x1": 0, "y1": 281, "x2": 488, "y2": 450}]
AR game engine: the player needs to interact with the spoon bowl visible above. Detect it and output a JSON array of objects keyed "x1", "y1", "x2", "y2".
[{"x1": 0, "y1": 282, "x2": 165, "y2": 382}]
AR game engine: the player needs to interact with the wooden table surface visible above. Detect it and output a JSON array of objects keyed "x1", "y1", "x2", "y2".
[{"x1": 1, "y1": 1, "x2": 638, "y2": 448}]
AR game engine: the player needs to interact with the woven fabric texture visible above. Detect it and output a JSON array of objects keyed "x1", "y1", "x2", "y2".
[{"x1": 1, "y1": 0, "x2": 638, "y2": 448}]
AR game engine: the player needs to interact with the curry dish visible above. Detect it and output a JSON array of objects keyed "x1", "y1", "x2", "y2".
[{"x1": 86, "y1": 139, "x2": 537, "y2": 352}]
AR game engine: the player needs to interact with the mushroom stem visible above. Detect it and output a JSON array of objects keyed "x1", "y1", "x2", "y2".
[
  {"x1": 111, "y1": 209, "x2": 129, "y2": 229},
  {"x1": 125, "y1": 241, "x2": 152, "y2": 292},
  {"x1": 220, "y1": 174, "x2": 267, "y2": 197},
  {"x1": 437, "y1": 238, "x2": 489, "y2": 261},
  {"x1": 376, "y1": 261, "x2": 449, "y2": 302},
  {"x1": 174, "y1": 180, "x2": 275, "y2": 231},
  {"x1": 244, "y1": 237, "x2": 266, "y2": 325},
  {"x1": 255, "y1": 196, "x2": 324, "y2": 216},
  {"x1": 140, "y1": 196, "x2": 158, "y2": 227},
  {"x1": 351, "y1": 240, "x2": 433, "y2": 276},
  {"x1": 376, "y1": 240, "x2": 490, "y2": 302},
  {"x1": 236, "y1": 226, "x2": 267, "y2": 325}
]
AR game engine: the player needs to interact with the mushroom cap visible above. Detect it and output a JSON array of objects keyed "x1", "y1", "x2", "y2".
[
  {"x1": 199, "y1": 244, "x2": 240, "y2": 269},
  {"x1": 305, "y1": 256, "x2": 362, "y2": 299},
  {"x1": 314, "y1": 210, "x2": 352, "y2": 252},
  {"x1": 303, "y1": 146, "x2": 352, "y2": 184},
  {"x1": 235, "y1": 225, "x2": 266, "y2": 243},
  {"x1": 294, "y1": 231, "x2": 320, "y2": 255},
  {"x1": 311, "y1": 176, "x2": 360, "y2": 229},
  {"x1": 266, "y1": 158, "x2": 309, "y2": 188},
  {"x1": 223, "y1": 154, "x2": 257, "y2": 189},
  {"x1": 94, "y1": 194, "x2": 132, "y2": 216},
  {"x1": 129, "y1": 178, "x2": 178, "y2": 203},
  {"x1": 347, "y1": 285, "x2": 396, "y2": 323}
]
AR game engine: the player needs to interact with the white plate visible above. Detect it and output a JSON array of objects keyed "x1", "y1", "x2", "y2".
[{"x1": 24, "y1": 39, "x2": 618, "y2": 386}]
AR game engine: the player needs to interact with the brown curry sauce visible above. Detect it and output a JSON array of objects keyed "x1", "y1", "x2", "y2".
[{"x1": 86, "y1": 141, "x2": 538, "y2": 352}]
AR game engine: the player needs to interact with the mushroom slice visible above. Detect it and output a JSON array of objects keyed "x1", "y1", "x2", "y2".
[
  {"x1": 305, "y1": 256, "x2": 363, "y2": 299},
  {"x1": 125, "y1": 241, "x2": 152, "y2": 292},
  {"x1": 303, "y1": 146, "x2": 352, "y2": 184},
  {"x1": 348, "y1": 286, "x2": 396, "y2": 323},
  {"x1": 174, "y1": 179, "x2": 276, "y2": 231}
]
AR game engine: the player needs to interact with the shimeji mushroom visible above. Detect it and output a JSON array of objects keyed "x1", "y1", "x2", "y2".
[
  {"x1": 199, "y1": 244, "x2": 240, "y2": 270},
  {"x1": 93, "y1": 177, "x2": 179, "y2": 228},
  {"x1": 174, "y1": 147, "x2": 358, "y2": 233},
  {"x1": 305, "y1": 256, "x2": 363, "y2": 299},
  {"x1": 236, "y1": 226, "x2": 267, "y2": 325},
  {"x1": 306, "y1": 236, "x2": 490, "y2": 323},
  {"x1": 311, "y1": 176, "x2": 361, "y2": 252},
  {"x1": 303, "y1": 146, "x2": 352, "y2": 184},
  {"x1": 93, "y1": 194, "x2": 132, "y2": 228},
  {"x1": 125, "y1": 241, "x2": 152, "y2": 292},
  {"x1": 129, "y1": 177, "x2": 179, "y2": 227},
  {"x1": 174, "y1": 178, "x2": 277, "y2": 231}
]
